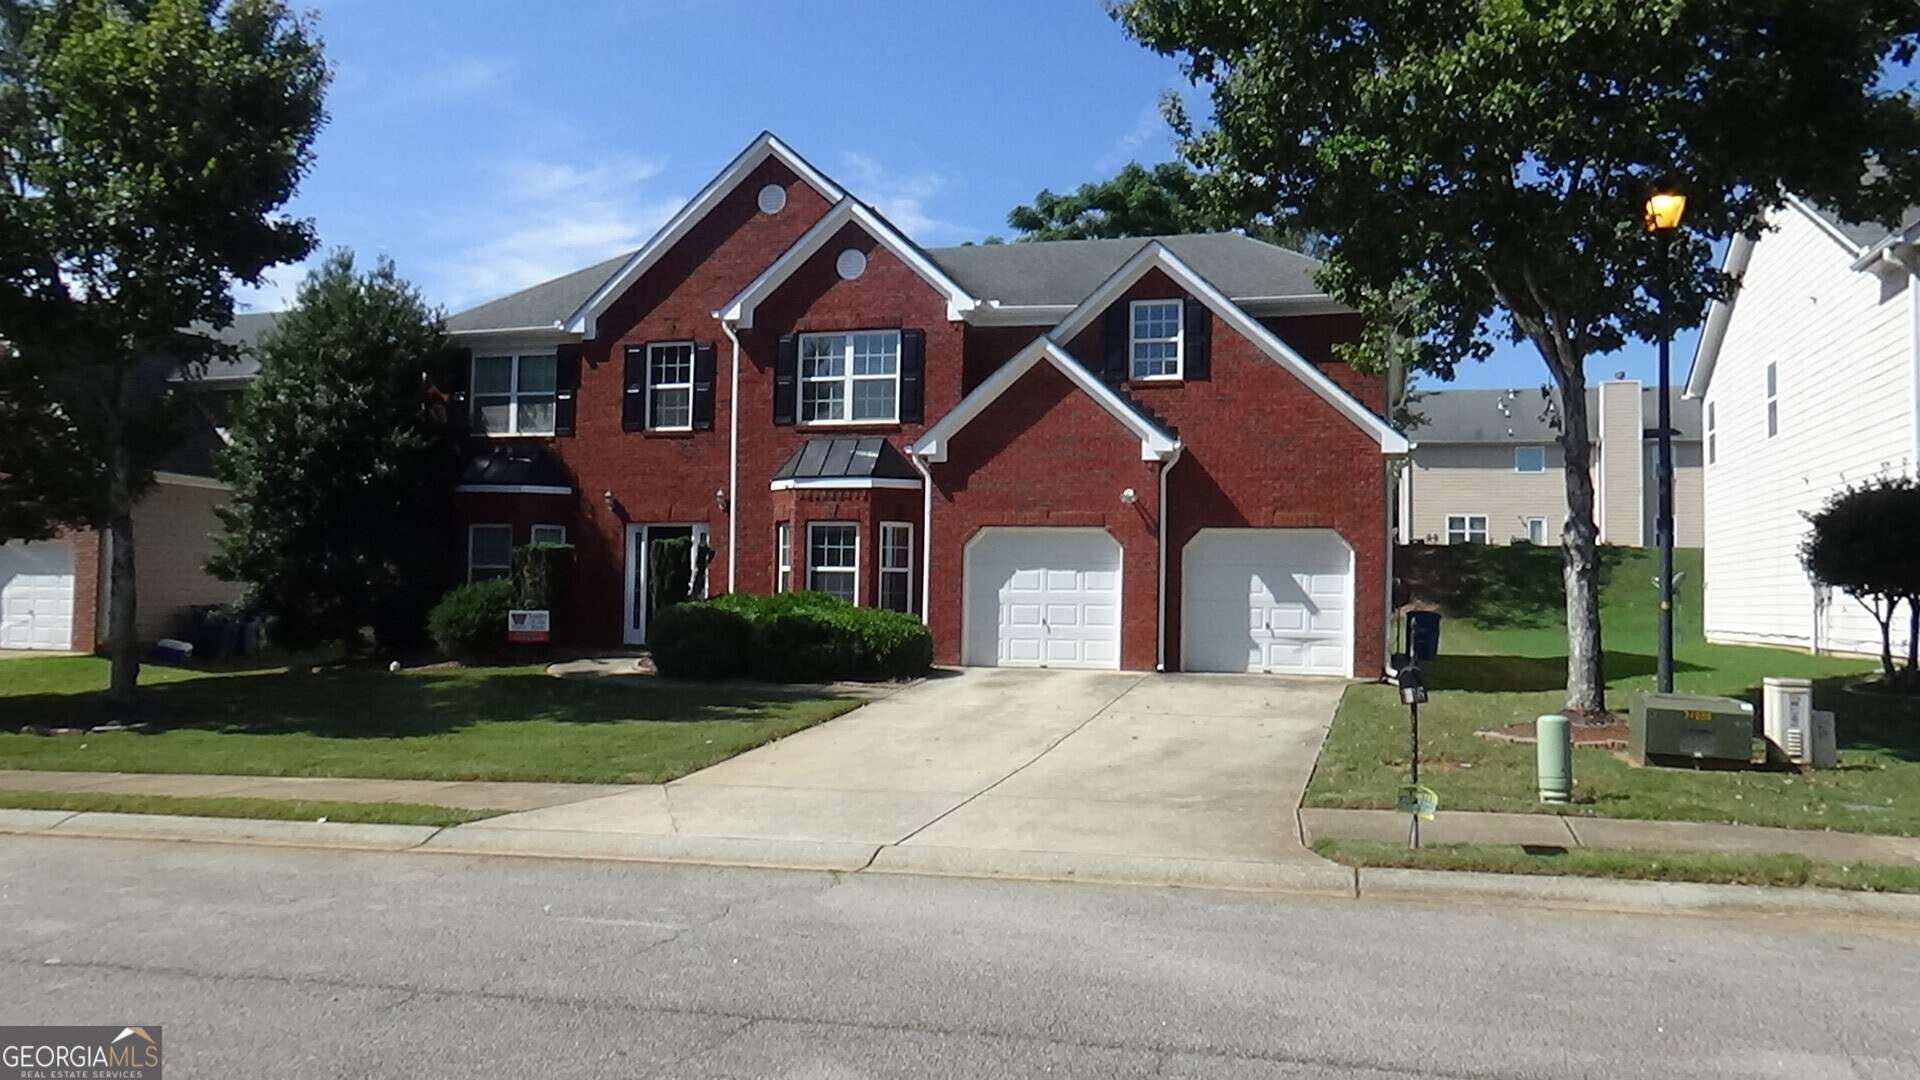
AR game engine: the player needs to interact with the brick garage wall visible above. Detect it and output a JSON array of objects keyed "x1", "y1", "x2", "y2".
[
  {"x1": 1069, "y1": 270, "x2": 1391, "y2": 675},
  {"x1": 925, "y1": 360, "x2": 1163, "y2": 670},
  {"x1": 64, "y1": 528, "x2": 101, "y2": 652}
]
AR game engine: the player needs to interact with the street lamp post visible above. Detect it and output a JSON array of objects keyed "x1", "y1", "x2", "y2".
[{"x1": 1645, "y1": 190, "x2": 1687, "y2": 694}]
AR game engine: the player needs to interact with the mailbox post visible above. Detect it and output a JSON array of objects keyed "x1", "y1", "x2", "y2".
[{"x1": 1397, "y1": 664, "x2": 1430, "y2": 848}]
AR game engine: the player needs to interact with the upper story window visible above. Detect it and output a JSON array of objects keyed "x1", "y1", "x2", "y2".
[
  {"x1": 801, "y1": 330, "x2": 899, "y2": 424},
  {"x1": 1130, "y1": 300, "x2": 1183, "y2": 380},
  {"x1": 1765, "y1": 362, "x2": 1779, "y2": 438},
  {"x1": 473, "y1": 353, "x2": 557, "y2": 436},
  {"x1": 1514, "y1": 446, "x2": 1546, "y2": 473},
  {"x1": 647, "y1": 343, "x2": 694, "y2": 431}
]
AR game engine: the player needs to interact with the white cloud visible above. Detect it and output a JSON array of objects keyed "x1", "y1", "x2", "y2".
[
  {"x1": 404, "y1": 55, "x2": 508, "y2": 102},
  {"x1": 1096, "y1": 106, "x2": 1173, "y2": 172},
  {"x1": 425, "y1": 153, "x2": 682, "y2": 312},
  {"x1": 838, "y1": 152, "x2": 970, "y2": 243}
]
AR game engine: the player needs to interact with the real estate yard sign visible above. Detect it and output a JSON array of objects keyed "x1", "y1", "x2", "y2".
[{"x1": 507, "y1": 609, "x2": 550, "y2": 644}]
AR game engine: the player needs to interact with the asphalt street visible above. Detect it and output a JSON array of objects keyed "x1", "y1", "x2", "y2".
[{"x1": 3, "y1": 837, "x2": 1917, "y2": 1079}]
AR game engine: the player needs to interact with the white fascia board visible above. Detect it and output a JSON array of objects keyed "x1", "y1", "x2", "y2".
[
  {"x1": 768, "y1": 477, "x2": 923, "y2": 491},
  {"x1": 153, "y1": 472, "x2": 229, "y2": 491},
  {"x1": 453, "y1": 484, "x2": 574, "y2": 495},
  {"x1": 719, "y1": 199, "x2": 979, "y2": 328},
  {"x1": 566, "y1": 132, "x2": 846, "y2": 338},
  {"x1": 1050, "y1": 242, "x2": 1409, "y2": 453},
  {"x1": 909, "y1": 337, "x2": 1179, "y2": 464},
  {"x1": 1683, "y1": 231, "x2": 1757, "y2": 400}
]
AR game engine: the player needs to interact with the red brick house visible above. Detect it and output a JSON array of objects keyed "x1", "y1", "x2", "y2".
[{"x1": 442, "y1": 132, "x2": 1410, "y2": 676}]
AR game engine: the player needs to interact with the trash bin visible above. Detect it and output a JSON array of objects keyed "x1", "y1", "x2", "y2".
[{"x1": 1406, "y1": 611, "x2": 1442, "y2": 663}]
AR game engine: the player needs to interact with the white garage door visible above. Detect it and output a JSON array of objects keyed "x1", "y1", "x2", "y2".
[
  {"x1": 1183, "y1": 529, "x2": 1353, "y2": 676},
  {"x1": 0, "y1": 540, "x2": 76, "y2": 651},
  {"x1": 964, "y1": 528, "x2": 1122, "y2": 669}
]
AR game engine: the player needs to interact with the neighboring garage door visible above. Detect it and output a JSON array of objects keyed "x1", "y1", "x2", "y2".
[
  {"x1": 1183, "y1": 528, "x2": 1353, "y2": 676},
  {"x1": 964, "y1": 527, "x2": 1122, "y2": 669},
  {"x1": 0, "y1": 540, "x2": 76, "y2": 651}
]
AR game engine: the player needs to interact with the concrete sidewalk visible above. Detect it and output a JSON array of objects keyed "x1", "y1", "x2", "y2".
[{"x1": 1300, "y1": 807, "x2": 1920, "y2": 866}]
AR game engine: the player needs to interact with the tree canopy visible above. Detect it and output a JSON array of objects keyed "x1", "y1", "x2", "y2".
[
  {"x1": 1801, "y1": 476, "x2": 1920, "y2": 689},
  {"x1": 1008, "y1": 160, "x2": 1233, "y2": 241},
  {"x1": 1115, "y1": 0, "x2": 1920, "y2": 712},
  {"x1": 211, "y1": 251, "x2": 455, "y2": 653}
]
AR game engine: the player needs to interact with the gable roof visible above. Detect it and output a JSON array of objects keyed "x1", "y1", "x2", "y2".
[
  {"x1": 445, "y1": 250, "x2": 635, "y2": 335},
  {"x1": 719, "y1": 198, "x2": 979, "y2": 328},
  {"x1": 564, "y1": 132, "x2": 845, "y2": 338},
  {"x1": 1048, "y1": 242, "x2": 1409, "y2": 454},
  {"x1": 1408, "y1": 385, "x2": 1701, "y2": 443},
  {"x1": 928, "y1": 233, "x2": 1334, "y2": 315},
  {"x1": 910, "y1": 337, "x2": 1179, "y2": 464}
]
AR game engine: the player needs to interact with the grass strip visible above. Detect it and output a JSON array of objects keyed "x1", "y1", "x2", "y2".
[
  {"x1": 1314, "y1": 837, "x2": 1920, "y2": 894},
  {"x1": 0, "y1": 788, "x2": 498, "y2": 827}
]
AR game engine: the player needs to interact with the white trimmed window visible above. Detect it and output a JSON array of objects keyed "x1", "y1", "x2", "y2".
[
  {"x1": 879, "y1": 522, "x2": 913, "y2": 613},
  {"x1": 1130, "y1": 299, "x2": 1183, "y2": 379},
  {"x1": 468, "y1": 524, "x2": 513, "y2": 582},
  {"x1": 647, "y1": 342, "x2": 694, "y2": 430},
  {"x1": 800, "y1": 331, "x2": 899, "y2": 423},
  {"x1": 1765, "y1": 363, "x2": 1778, "y2": 438},
  {"x1": 530, "y1": 524, "x2": 567, "y2": 546},
  {"x1": 1446, "y1": 515, "x2": 1489, "y2": 545},
  {"x1": 775, "y1": 522, "x2": 793, "y2": 593},
  {"x1": 1524, "y1": 517, "x2": 1548, "y2": 545},
  {"x1": 1514, "y1": 446, "x2": 1545, "y2": 473},
  {"x1": 473, "y1": 353, "x2": 557, "y2": 435},
  {"x1": 807, "y1": 522, "x2": 858, "y2": 602}
]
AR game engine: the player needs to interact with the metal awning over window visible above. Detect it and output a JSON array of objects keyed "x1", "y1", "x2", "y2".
[{"x1": 770, "y1": 437, "x2": 921, "y2": 491}]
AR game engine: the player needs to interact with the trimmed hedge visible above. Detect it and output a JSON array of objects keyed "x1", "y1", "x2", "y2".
[
  {"x1": 651, "y1": 591, "x2": 932, "y2": 682},
  {"x1": 427, "y1": 577, "x2": 516, "y2": 664}
]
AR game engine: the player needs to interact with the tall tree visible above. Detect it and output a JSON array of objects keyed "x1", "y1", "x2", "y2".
[
  {"x1": 0, "y1": 0, "x2": 327, "y2": 706},
  {"x1": 210, "y1": 252, "x2": 455, "y2": 653},
  {"x1": 1115, "y1": 0, "x2": 1920, "y2": 714},
  {"x1": 1006, "y1": 159, "x2": 1318, "y2": 250},
  {"x1": 1800, "y1": 477, "x2": 1920, "y2": 691}
]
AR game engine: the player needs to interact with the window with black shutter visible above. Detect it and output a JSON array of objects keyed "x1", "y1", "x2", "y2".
[
  {"x1": 442, "y1": 347, "x2": 473, "y2": 432},
  {"x1": 621, "y1": 345, "x2": 646, "y2": 431},
  {"x1": 773, "y1": 334, "x2": 798, "y2": 425},
  {"x1": 1182, "y1": 297, "x2": 1211, "y2": 381},
  {"x1": 691, "y1": 342, "x2": 717, "y2": 431},
  {"x1": 554, "y1": 343, "x2": 582, "y2": 436},
  {"x1": 898, "y1": 329, "x2": 925, "y2": 423}
]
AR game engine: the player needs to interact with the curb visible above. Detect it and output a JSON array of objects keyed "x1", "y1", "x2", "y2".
[
  {"x1": 869, "y1": 844, "x2": 1358, "y2": 896},
  {"x1": 417, "y1": 828, "x2": 881, "y2": 872},
  {"x1": 1352, "y1": 865, "x2": 1920, "y2": 921},
  {"x1": 12, "y1": 811, "x2": 440, "y2": 852}
]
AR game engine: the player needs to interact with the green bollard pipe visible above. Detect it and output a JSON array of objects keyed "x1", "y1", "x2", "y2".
[{"x1": 1536, "y1": 714, "x2": 1572, "y2": 804}]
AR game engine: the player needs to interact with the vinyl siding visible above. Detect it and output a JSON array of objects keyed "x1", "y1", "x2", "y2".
[
  {"x1": 1406, "y1": 443, "x2": 1571, "y2": 544},
  {"x1": 1596, "y1": 381, "x2": 1644, "y2": 544},
  {"x1": 1701, "y1": 205, "x2": 1919, "y2": 655},
  {"x1": 131, "y1": 481, "x2": 243, "y2": 643},
  {"x1": 1641, "y1": 440, "x2": 1706, "y2": 548}
]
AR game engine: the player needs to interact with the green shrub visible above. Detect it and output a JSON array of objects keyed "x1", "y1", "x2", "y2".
[
  {"x1": 513, "y1": 543, "x2": 574, "y2": 610},
  {"x1": 750, "y1": 612, "x2": 860, "y2": 682},
  {"x1": 427, "y1": 578, "x2": 516, "y2": 664},
  {"x1": 648, "y1": 603, "x2": 751, "y2": 680},
  {"x1": 693, "y1": 592, "x2": 932, "y2": 682}
]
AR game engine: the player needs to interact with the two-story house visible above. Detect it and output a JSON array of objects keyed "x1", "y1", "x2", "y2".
[
  {"x1": 440, "y1": 132, "x2": 1408, "y2": 676},
  {"x1": 1686, "y1": 195, "x2": 1920, "y2": 656},
  {"x1": 1399, "y1": 381, "x2": 1702, "y2": 548}
]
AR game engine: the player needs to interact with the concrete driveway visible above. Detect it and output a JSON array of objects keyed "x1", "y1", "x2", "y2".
[{"x1": 465, "y1": 669, "x2": 1347, "y2": 880}]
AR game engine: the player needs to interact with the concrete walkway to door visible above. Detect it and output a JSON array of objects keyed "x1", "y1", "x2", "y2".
[{"x1": 449, "y1": 668, "x2": 1352, "y2": 890}]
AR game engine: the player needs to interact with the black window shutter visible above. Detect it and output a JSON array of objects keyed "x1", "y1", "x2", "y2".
[
  {"x1": 691, "y1": 342, "x2": 717, "y2": 431},
  {"x1": 554, "y1": 343, "x2": 583, "y2": 436},
  {"x1": 1183, "y1": 298, "x2": 1211, "y2": 381},
  {"x1": 899, "y1": 329, "x2": 925, "y2": 424},
  {"x1": 773, "y1": 334, "x2": 798, "y2": 425},
  {"x1": 622, "y1": 345, "x2": 646, "y2": 432},
  {"x1": 444, "y1": 347, "x2": 473, "y2": 432},
  {"x1": 1102, "y1": 304, "x2": 1129, "y2": 383}
]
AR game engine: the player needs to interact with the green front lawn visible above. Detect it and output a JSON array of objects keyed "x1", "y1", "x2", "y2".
[
  {"x1": 0, "y1": 656, "x2": 860, "y2": 784},
  {"x1": 1307, "y1": 546, "x2": 1920, "y2": 835}
]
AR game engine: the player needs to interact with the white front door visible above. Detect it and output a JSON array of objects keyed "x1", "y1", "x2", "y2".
[
  {"x1": 1182, "y1": 528, "x2": 1353, "y2": 676},
  {"x1": 964, "y1": 527, "x2": 1122, "y2": 669},
  {"x1": 0, "y1": 540, "x2": 76, "y2": 651},
  {"x1": 623, "y1": 523, "x2": 710, "y2": 645}
]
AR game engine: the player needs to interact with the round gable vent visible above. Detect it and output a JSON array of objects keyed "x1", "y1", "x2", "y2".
[
  {"x1": 836, "y1": 248, "x2": 868, "y2": 280},
  {"x1": 756, "y1": 183, "x2": 788, "y2": 215}
]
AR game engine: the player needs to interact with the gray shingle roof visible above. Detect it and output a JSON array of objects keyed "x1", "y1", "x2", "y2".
[
  {"x1": 772, "y1": 437, "x2": 920, "y2": 482},
  {"x1": 1407, "y1": 385, "x2": 1700, "y2": 443},
  {"x1": 187, "y1": 311, "x2": 283, "y2": 382},
  {"x1": 1802, "y1": 203, "x2": 1920, "y2": 251},
  {"x1": 445, "y1": 250, "x2": 636, "y2": 333},
  {"x1": 925, "y1": 233, "x2": 1326, "y2": 306}
]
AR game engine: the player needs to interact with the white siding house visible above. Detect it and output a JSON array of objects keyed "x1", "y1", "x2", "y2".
[{"x1": 1686, "y1": 196, "x2": 1920, "y2": 657}]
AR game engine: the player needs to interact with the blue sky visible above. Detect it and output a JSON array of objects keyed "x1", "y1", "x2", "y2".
[{"x1": 244, "y1": 0, "x2": 1691, "y2": 392}]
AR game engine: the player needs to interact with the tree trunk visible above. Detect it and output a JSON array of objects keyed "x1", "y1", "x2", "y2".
[
  {"x1": 1905, "y1": 597, "x2": 1918, "y2": 676},
  {"x1": 104, "y1": 436, "x2": 140, "y2": 711},
  {"x1": 1554, "y1": 364, "x2": 1607, "y2": 715}
]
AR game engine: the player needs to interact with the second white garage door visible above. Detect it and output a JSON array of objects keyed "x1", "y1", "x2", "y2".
[
  {"x1": 964, "y1": 527, "x2": 1121, "y2": 669},
  {"x1": 1182, "y1": 528, "x2": 1353, "y2": 676},
  {"x1": 0, "y1": 540, "x2": 77, "y2": 651}
]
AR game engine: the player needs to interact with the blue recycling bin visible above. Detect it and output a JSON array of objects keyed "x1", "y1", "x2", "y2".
[{"x1": 1406, "y1": 611, "x2": 1442, "y2": 662}]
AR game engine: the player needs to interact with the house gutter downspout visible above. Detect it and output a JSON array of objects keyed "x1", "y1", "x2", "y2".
[
  {"x1": 719, "y1": 322, "x2": 745, "y2": 593},
  {"x1": 910, "y1": 451, "x2": 935, "y2": 627},
  {"x1": 1157, "y1": 444, "x2": 1184, "y2": 672}
]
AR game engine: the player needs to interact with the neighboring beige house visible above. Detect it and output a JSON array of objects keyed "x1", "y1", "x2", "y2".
[
  {"x1": 1399, "y1": 381, "x2": 1703, "y2": 548},
  {"x1": 1686, "y1": 196, "x2": 1920, "y2": 657}
]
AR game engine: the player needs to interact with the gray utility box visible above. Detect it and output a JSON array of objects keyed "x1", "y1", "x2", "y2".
[{"x1": 1628, "y1": 692, "x2": 1756, "y2": 766}]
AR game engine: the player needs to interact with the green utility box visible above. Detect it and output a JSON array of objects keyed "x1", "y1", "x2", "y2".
[{"x1": 1628, "y1": 692, "x2": 1756, "y2": 766}]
